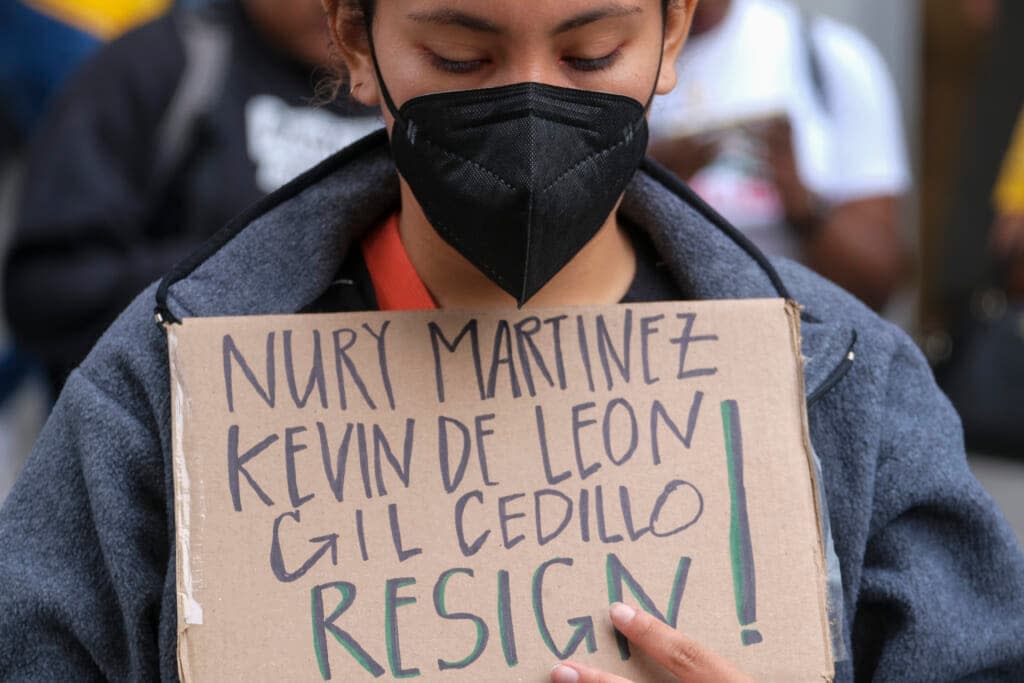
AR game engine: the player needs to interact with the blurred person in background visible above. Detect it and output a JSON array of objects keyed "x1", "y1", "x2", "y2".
[
  {"x1": 0, "y1": 0, "x2": 170, "y2": 144},
  {"x1": 0, "y1": 0, "x2": 173, "y2": 501},
  {"x1": 932, "y1": 0, "x2": 1024, "y2": 456},
  {"x1": 991, "y1": 109, "x2": 1024, "y2": 297},
  {"x1": 648, "y1": 0, "x2": 911, "y2": 311},
  {"x1": 2, "y1": 0, "x2": 381, "y2": 399}
]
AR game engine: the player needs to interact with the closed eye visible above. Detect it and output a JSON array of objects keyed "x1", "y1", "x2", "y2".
[
  {"x1": 564, "y1": 48, "x2": 623, "y2": 72},
  {"x1": 425, "y1": 46, "x2": 624, "y2": 76},
  {"x1": 428, "y1": 53, "x2": 489, "y2": 74}
]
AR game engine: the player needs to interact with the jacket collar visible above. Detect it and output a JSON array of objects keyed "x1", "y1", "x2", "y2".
[
  {"x1": 158, "y1": 130, "x2": 856, "y2": 401},
  {"x1": 620, "y1": 161, "x2": 858, "y2": 404}
]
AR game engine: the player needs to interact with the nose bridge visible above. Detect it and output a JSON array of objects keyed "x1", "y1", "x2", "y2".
[{"x1": 499, "y1": 41, "x2": 567, "y2": 88}]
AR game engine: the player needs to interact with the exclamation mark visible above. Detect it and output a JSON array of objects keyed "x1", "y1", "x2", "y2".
[{"x1": 721, "y1": 400, "x2": 763, "y2": 646}]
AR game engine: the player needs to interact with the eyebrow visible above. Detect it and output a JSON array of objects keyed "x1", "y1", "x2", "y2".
[
  {"x1": 406, "y1": 4, "x2": 644, "y2": 36},
  {"x1": 552, "y1": 4, "x2": 644, "y2": 35},
  {"x1": 406, "y1": 9, "x2": 502, "y2": 34}
]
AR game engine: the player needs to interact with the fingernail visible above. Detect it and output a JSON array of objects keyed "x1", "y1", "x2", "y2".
[
  {"x1": 609, "y1": 602, "x2": 637, "y2": 626},
  {"x1": 551, "y1": 664, "x2": 579, "y2": 683}
]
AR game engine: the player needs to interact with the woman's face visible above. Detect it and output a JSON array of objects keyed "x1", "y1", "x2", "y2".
[{"x1": 333, "y1": 0, "x2": 695, "y2": 125}]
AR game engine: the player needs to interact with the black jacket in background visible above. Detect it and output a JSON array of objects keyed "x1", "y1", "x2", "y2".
[{"x1": 4, "y1": 0, "x2": 376, "y2": 392}]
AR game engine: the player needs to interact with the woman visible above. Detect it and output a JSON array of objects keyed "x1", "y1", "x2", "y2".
[{"x1": 0, "y1": 0, "x2": 1022, "y2": 681}]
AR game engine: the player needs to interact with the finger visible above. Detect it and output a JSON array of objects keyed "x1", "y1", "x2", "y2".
[
  {"x1": 551, "y1": 661, "x2": 632, "y2": 683},
  {"x1": 609, "y1": 603, "x2": 754, "y2": 683}
]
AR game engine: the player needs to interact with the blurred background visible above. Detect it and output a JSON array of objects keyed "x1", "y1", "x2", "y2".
[{"x1": 0, "y1": 0, "x2": 1021, "y2": 539}]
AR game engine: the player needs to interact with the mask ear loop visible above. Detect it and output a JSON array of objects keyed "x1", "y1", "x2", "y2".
[
  {"x1": 361, "y1": 11, "x2": 404, "y2": 122},
  {"x1": 644, "y1": 9, "x2": 669, "y2": 110}
]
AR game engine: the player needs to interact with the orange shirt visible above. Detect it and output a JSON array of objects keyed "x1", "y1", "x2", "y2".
[{"x1": 361, "y1": 214, "x2": 437, "y2": 311}]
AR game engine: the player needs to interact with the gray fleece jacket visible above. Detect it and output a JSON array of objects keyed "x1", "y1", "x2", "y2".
[{"x1": 1, "y1": 131, "x2": 1023, "y2": 682}]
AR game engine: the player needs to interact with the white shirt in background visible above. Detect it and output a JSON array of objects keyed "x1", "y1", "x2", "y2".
[{"x1": 650, "y1": 0, "x2": 911, "y2": 260}]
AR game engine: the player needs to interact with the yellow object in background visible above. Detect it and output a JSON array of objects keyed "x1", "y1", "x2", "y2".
[
  {"x1": 24, "y1": 0, "x2": 171, "y2": 39},
  {"x1": 994, "y1": 109, "x2": 1024, "y2": 215}
]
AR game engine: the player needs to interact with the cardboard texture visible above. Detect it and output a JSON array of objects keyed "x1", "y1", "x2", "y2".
[{"x1": 167, "y1": 299, "x2": 833, "y2": 682}]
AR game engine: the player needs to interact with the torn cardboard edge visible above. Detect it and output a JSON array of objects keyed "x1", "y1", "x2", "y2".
[
  {"x1": 168, "y1": 328, "x2": 203, "y2": 683},
  {"x1": 784, "y1": 300, "x2": 837, "y2": 676}
]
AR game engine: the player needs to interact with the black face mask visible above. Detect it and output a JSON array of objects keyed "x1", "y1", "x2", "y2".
[{"x1": 368, "y1": 32, "x2": 657, "y2": 305}]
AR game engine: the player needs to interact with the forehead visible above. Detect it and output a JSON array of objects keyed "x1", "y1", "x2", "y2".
[{"x1": 383, "y1": 0, "x2": 662, "y2": 27}]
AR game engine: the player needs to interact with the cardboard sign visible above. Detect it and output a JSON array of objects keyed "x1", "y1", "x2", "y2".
[{"x1": 168, "y1": 299, "x2": 833, "y2": 682}]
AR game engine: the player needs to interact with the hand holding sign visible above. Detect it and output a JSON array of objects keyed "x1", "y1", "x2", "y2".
[{"x1": 552, "y1": 603, "x2": 755, "y2": 683}]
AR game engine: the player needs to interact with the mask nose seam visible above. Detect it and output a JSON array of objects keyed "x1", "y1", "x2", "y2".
[
  {"x1": 519, "y1": 111, "x2": 543, "y2": 305},
  {"x1": 520, "y1": 190, "x2": 536, "y2": 306}
]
